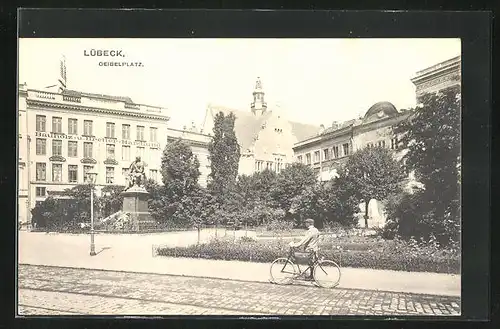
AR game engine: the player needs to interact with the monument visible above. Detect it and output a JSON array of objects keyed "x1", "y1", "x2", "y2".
[{"x1": 120, "y1": 156, "x2": 156, "y2": 231}]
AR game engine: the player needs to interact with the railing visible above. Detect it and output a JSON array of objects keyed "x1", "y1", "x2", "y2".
[
  {"x1": 27, "y1": 90, "x2": 167, "y2": 115},
  {"x1": 32, "y1": 91, "x2": 56, "y2": 100},
  {"x1": 62, "y1": 95, "x2": 82, "y2": 103}
]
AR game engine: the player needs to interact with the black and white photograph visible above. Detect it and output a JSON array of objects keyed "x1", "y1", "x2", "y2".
[{"x1": 17, "y1": 37, "x2": 462, "y2": 317}]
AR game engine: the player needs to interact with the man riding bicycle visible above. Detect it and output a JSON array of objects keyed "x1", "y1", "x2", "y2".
[{"x1": 289, "y1": 218, "x2": 320, "y2": 280}]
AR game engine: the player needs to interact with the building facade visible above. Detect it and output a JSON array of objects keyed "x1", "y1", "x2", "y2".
[
  {"x1": 18, "y1": 82, "x2": 169, "y2": 226},
  {"x1": 201, "y1": 78, "x2": 320, "y2": 176},
  {"x1": 411, "y1": 55, "x2": 461, "y2": 101},
  {"x1": 293, "y1": 101, "x2": 410, "y2": 181}
]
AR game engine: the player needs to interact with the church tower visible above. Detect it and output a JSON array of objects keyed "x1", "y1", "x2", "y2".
[{"x1": 251, "y1": 77, "x2": 267, "y2": 116}]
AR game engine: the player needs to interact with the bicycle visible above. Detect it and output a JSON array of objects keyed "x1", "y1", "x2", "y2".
[{"x1": 269, "y1": 246, "x2": 341, "y2": 288}]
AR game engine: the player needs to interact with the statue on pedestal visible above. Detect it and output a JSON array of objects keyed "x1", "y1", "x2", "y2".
[{"x1": 127, "y1": 156, "x2": 146, "y2": 189}]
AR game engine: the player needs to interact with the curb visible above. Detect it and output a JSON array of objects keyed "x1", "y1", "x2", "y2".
[{"x1": 18, "y1": 263, "x2": 459, "y2": 298}]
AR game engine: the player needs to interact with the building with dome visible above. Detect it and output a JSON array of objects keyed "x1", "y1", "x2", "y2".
[{"x1": 292, "y1": 101, "x2": 410, "y2": 181}]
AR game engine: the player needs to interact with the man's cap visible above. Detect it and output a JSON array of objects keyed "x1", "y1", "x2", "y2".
[{"x1": 305, "y1": 218, "x2": 314, "y2": 224}]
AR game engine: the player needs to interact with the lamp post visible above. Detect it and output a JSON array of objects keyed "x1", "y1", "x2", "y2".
[{"x1": 87, "y1": 170, "x2": 98, "y2": 256}]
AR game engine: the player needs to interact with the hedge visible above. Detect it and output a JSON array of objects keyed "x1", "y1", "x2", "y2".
[{"x1": 156, "y1": 237, "x2": 460, "y2": 274}]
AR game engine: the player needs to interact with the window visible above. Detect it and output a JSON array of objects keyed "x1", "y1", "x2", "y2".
[
  {"x1": 150, "y1": 127, "x2": 158, "y2": 142},
  {"x1": 314, "y1": 151, "x2": 320, "y2": 163},
  {"x1": 137, "y1": 146, "x2": 145, "y2": 159},
  {"x1": 106, "y1": 144, "x2": 115, "y2": 159},
  {"x1": 35, "y1": 187, "x2": 46, "y2": 197},
  {"x1": 68, "y1": 165, "x2": 78, "y2": 183},
  {"x1": 333, "y1": 146, "x2": 339, "y2": 158},
  {"x1": 391, "y1": 137, "x2": 399, "y2": 150},
  {"x1": 36, "y1": 163, "x2": 46, "y2": 181},
  {"x1": 367, "y1": 143, "x2": 374, "y2": 148},
  {"x1": 106, "y1": 122, "x2": 115, "y2": 138},
  {"x1": 84, "y1": 120, "x2": 93, "y2": 136},
  {"x1": 323, "y1": 149, "x2": 330, "y2": 161},
  {"x1": 83, "y1": 142, "x2": 93, "y2": 158},
  {"x1": 275, "y1": 158, "x2": 283, "y2": 173},
  {"x1": 52, "y1": 140, "x2": 62, "y2": 156},
  {"x1": 36, "y1": 115, "x2": 46, "y2": 132},
  {"x1": 306, "y1": 153, "x2": 311, "y2": 165},
  {"x1": 122, "y1": 168, "x2": 129, "y2": 179},
  {"x1": 150, "y1": 169, "x2": 158, "y2": 181},
  {"x1": 136, "y1": 126, "x2": 145, "y2": 140},
  {"x1": 122, "y1": 124, "x2": 130, "y2": 140},
  {"x1": 68, "y1": 118, "x2": 78, "y2": 135},
  {"x1": 83, "y1": 165, "x2": 94, "y2": 182},
  {"x1": 36, "y1": 139, "x2": 46, "y2": 155},
  {"x1": 342, "y1": 143, "x2": 349, "y2": 156},
  {"x1": 106, "y1": 167, "x2": 114, "y2": 184},
  {"x1": 52, "y1": 117, "x2": 62, "y2": 133},
  {"x1": 255, "y1": 160, "x2": 263, "y2": 172},
  {"x1": 122, "y1": 145, "x2": 131, "y2": 161},
  {"x1": 68, "y1": 141, "x2": 78, "y2": 157},
  {"x1": 378, "y1": 140, "x2": 386, "y2": 148},
  {"x1": 297, "y1": 155, "x2": 303, "y2": 163},
  {"x1": 52, "y1": 164, "x2": 62, "y2": 182}
]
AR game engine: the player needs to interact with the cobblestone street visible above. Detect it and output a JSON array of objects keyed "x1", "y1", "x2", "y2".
[{"x1": 18, "y1": 264, "x2": 461, "y2": 316}]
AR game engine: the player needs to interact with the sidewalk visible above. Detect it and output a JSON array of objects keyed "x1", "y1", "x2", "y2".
[{"x1": 17, "y1": 231, "x2": 461, "y2": 297}]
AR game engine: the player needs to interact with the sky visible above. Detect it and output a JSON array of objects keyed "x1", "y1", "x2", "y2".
[{"x1": 18, "y1": 38, "x2": 460, "y2": 128}]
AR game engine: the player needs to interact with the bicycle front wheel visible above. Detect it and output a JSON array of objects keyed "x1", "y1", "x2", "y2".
[
  {"x1": 269, "y1": 258, "x2": 297, "y2": 285},
  {"x1": 313, "y1": 259, "x2": 341, "y2": 288}
]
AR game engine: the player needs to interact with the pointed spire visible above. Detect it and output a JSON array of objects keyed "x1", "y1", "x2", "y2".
[{"x1": 255, "y1": 77, "x2": 263, "y2": 90}]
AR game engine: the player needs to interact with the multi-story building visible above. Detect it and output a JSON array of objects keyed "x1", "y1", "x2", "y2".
[
  {"x1": 293, "y1": 101, "x2": 410, "y2": 181},
  {"x1": 411, "y1": 55, "x2": 461, "y2": 102},
  {"x1": 18, "y1": 71, "x2": 169, "y2": 226},
  {"x1": 201, "y1": 77, "x2": 320, "y2": 176}
]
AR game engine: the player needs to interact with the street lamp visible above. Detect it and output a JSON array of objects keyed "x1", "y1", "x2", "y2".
[{"x1": 86, "y1": 170, "x2": 98, "y2": 256}]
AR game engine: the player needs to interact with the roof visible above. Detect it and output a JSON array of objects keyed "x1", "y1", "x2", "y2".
[
  {"x1": 62, "y1": 89, "x2": 135, "y2": 104},
  {"x1": 364, "y1": 101, "x2": 398, "y2": 119},
  {"x1": 206, "y1": 105, "x2": 320, "y2": 151},
  {"x1": 321, "y1": 119, "x2": 356, "y2": 135}
]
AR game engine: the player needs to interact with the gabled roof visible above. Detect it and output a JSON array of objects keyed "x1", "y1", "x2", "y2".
[
  {"x1": 205, "y1": 105, "x2": 320, "y2": 151},
  {"x1": 62, "y1": 89, "x2": 135, "y2": 104}
]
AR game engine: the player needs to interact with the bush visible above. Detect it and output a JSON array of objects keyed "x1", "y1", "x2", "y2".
[
  {"x1": 157, "y1": 236, "x2": 460, "y2": 274},
  {"x1": 239, "y1": 236, "x2": 257, "y2": 243},
  {"x1": 266, "y1": 219, "x2": 294, "y2": 232}
]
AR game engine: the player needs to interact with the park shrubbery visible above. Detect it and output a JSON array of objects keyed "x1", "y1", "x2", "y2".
[
  {"x1": 156, "y1": 235, "x2": 460, "y2": 274},
  {"x1": 31, "y1": 88, "x2": 461, "y2": 251}
]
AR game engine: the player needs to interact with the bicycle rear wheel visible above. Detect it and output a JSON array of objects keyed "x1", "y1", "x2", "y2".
[
  {"x1": 313, "y1": 259, "x2": 341, "y2": 288},
  {"x1": 269, "y1": 258, "x2": 297, "y2": 285}
]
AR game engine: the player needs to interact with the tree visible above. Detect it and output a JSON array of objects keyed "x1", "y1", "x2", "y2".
[
  {"x1": 342, "y1": 146, "x2": 406, "y2": 227},
  {"x1": 392, "y1": 86, "x2": 461, "y2": 243},
  {"x1": 207, "y1": 112, "x2": 241, "y2": 209},
  {"x1": 271, "y1": 163, "x2": 317, "y2": 214},
  {"x1": 291, "y1": 180, "x2": 359, "y2": 229},
  {"x1": 99, "y1": 185, "x2": 126, "y2": 218},
  {"x1": 160, "y1": 138, "x2": 202, "y2": 225}
]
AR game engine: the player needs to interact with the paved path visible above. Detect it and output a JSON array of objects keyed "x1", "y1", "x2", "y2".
[
  {"x1": 18, "y1": 231, "x2": 461, "y2": 297},
  {"x1": 18, "y1": 264, "x2": 461, "y2": 316}
]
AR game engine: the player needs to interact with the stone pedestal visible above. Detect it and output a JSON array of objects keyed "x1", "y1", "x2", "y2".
[{"x1": 120, "y1": 185, "x2": 156, "y2": 231}]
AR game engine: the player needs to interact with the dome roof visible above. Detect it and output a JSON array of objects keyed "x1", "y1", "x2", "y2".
[{"x1": 364, "y1": 101, "x2": 398, "y2": 119}]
